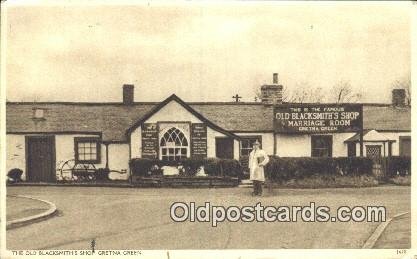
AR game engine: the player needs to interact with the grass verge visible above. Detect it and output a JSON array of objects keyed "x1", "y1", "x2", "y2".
[{"x1": 268, "y1": 175, "x2": 379, "y2": 188}]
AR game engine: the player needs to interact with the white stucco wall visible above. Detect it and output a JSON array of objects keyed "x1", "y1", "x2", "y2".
[
  {"x1": 235, "y1": 132, "x2": 275, "y2": 155},
  {"x1": 233, "y1": 140, "x2": 240, "y2": 160},
  {"x1": 145, "y1": 101, "x2": 203, "y2": 123},
  {"x1": 276, "y1": 134, "x2": 310, "y2": 157},
  {"x1": 55, "y1": 134, "x2": 105, "y2": 180},
  {"x1": 6, "y1": 135, "x2": 26, "y2": 180},
  {"x1": 276, "y1": 132, "x2": 356, "y2": 157},
  {"x1": 130, "y1": 126, "x2": 142, "y2": 159},
  {"x1": 107, "y1": 143, "x2": 130, "y2": 180},
  {"x1": 6, "y1": 133, "x2": 107, "y2": 181},
  {"x1": 333, "y1": 133, "x2": 356, "y2": 157}
]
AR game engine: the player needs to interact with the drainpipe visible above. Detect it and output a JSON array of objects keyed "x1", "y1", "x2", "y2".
[
  {"x1": 273, "y1": 132, "x2": 277, "y2": 156},
  {"x1": 105, "y1": 143, "x2": 109, "y2": 169}
]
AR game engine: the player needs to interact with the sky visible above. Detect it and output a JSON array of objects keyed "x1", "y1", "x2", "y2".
[{"x1": 5, "y1": 1, "x2": 411, "y2": 103}]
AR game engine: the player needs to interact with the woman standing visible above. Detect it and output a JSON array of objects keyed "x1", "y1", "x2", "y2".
[{"x1": 248, "y1": 140, "x2": 269, "y2": 196}]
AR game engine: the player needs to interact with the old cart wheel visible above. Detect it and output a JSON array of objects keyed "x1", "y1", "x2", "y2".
[
  {"x1": 73, "y1": 163, "x2": 97, "y2": 182},
  {"x1": 60, "y1": 159, "x2": 76, "y2": 181}
]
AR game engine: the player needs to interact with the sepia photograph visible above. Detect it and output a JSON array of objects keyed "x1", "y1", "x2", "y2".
[{"x1": 1, "y1": 1, "x2": 414, "y2": 258}]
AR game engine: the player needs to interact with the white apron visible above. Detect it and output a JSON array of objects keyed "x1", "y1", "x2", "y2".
[{"x1": 249, "y1": 149, "x2": 269, "y2": 182}]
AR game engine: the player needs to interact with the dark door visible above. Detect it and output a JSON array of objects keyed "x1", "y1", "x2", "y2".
[
  {"x1": 26, "y1": 136, "x2": 56, "y2": 182},
  {"x1": 239, "y1": 137, "x2": 262, "y2": 171},
  {"x1": 215, "y1": 138, "x2": 234, "y2": 159},
  {"x1": 399, "y1": 136, "x2": 411, "y2": 156},
  {"x1": 347, "y1": 142, "x2": 356, "y2": 157}
]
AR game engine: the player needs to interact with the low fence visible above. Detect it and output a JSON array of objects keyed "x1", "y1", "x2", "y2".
[
  {"x1": 372, "y1": 156, "x2": 411, "y2": 178},
  {"x1": 129, "y1": 158, "x2": 243, "y2": 178}
]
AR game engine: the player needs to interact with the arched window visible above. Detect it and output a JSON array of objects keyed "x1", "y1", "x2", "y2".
[{"x1": 160, "y1": 127, "x2": 188, "y2": 161}]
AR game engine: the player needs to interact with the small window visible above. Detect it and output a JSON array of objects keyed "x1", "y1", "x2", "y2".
[
  {"x1": 366, "y1": 145, "x2": 381, "y2": 159},
  {"x1": 33, "y1": 108, "x2": 46, "y2": 119},
  {"x1": 240, "y1": 137, "x2": 262, "y2": 157},
  {"x1": 74, "y1": 137, "x2": 101, "y2": 163},
  {"x1": 311, "y1": 135, "x2": 332, "y2": 157},
  {"x1": 239, "y1": 136, "x2": 262, "y2": 170}
]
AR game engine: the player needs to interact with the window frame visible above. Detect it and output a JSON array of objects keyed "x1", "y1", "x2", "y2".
[
  {"x1": 159, "y1": 127, "x2": 189, "y2": 162},
  {"x1": 311, "y1": 135, "x2": 333, "y2": 157},
  {"x1": 32, "y1": 108, "x2": 46, "y2": 120},
  {"x1": 74, "y1": 137, "x2": 101, "y2": 163},
  {"x1": 365, "y1": 144, "x2": 382, "y2": 159}
]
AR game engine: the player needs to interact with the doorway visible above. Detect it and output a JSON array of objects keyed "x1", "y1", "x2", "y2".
[
  {"x1": 26, "y1": 136, "x2": 56, "y2": 182},
  {"x1": 215, "y1": 137, "x2": 234, "y2": 159}
]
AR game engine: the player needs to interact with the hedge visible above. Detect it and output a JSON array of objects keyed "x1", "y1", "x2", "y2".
[
  {"x1": 265, "y1": 156, "x2": 373, "y2": 182},
  {"x1": 383, "y1": 156, "x2": 411, "y2": 177},
  {"x1": 129, "y1": 158, "x2": 243, "y2": 178}
]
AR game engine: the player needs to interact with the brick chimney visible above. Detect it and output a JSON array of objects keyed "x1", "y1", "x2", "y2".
[
  {"x1": 261, "y1": 73, "x2": 283, "y2": 104},
  {"x1": 123, "y1": 84, "x2": 134, "y2": 105},
  {"x1": 392, "y1": 89, "x2": 406, "y2": 107}
]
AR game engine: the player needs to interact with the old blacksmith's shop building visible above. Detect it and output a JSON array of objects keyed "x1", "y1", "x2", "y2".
[{"x1": 6, "y1": 74, "x2": 411, "y2": 182}]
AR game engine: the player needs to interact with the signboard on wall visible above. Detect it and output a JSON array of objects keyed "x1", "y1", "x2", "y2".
[
  {"x1": 274, "y1": 104, "x2": 363, "y2": 133},
  {"x1": 191, "y1": 123, "x2": 207, "y2": 158},
  {"x1": 142, "y1": 123, "x2": 158, "y2": 159}
]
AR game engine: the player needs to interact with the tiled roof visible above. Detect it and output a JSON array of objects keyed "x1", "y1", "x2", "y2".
[
  {"x1": 6, "y1": 103, "x2": 155, "y2": 142},
  {"x1": 344, "y1": 129, "x2": 396, "y2": 143},
  {"x1": 363, "y1": 105, "x2": 410, "y2": 131},
  {"x1": 191, "y1": 104, "x2": 274, "y2": 132},
  {"x1": 6, "y1": 101, "x2": 410, "y2": 142}
]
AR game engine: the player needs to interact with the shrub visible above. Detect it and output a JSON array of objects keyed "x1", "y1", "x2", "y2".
[
  {"x1": 388, "y1": 175, "x2": 411, "y2": 186},
  {"x1": 334, "y1": 157, "x2": 373, "y2": 176},
  {"x1": 7, "y1": 168, "x2": 23, "y2": 183},
  {"x1": 95, "y1": 168, "x2": 110, "y2": 181},
  {"x1": 129, "y1": 158, "x2": 160, "y2": 177},
  {"x1": 265, "y1": 156, "x2": 373, "y2": 183},
  {"x1": 383, "y1": 156, "x2": 411, "y2": 177},
  {"x1": 129, "y1": 158, "x2": 244, "y2": 178},
  {"x1": 219, "y1": 159, "x2": 243, "y2": 178}
]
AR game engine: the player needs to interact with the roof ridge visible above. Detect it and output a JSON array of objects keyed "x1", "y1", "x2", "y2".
[
  {"x1": 6, "y1": 102, "x2": 160, "y2": 105},
  {"x1": 6, "y1": 101, "x2": 266, "y2": 105},
  {"x1": 6, "y1": 101, "x2": 405, "y2": 106}
]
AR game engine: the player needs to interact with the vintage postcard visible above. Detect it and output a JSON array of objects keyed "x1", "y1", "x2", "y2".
[{"x1": 1, "y1": 1, "x2": 415, "y2": 258}]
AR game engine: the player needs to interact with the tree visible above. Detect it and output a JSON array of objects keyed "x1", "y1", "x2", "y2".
[
  {"x1": 391, "y1": 74, "x2": 411, "y2": 106},
  {"x1": 284, "y1": 82, "x2": 325, "y2": 103},
  {"x1": 253, "y1": 80, "x2": 362, "y2": 103},
  {"x1": 253, "y1": 82, "x2": 325, "y2": 103},
  {"x1": 329, "y1": 80, "x2": 362, "y2": 103}
]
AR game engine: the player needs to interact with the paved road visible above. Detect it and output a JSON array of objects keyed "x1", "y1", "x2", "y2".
[
  {"x1": 6, "y1": 186, "x2": 410, "y2": 249},
  {"x1": 374, "y1": 213, "x2": 411, "y2": 249}
]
